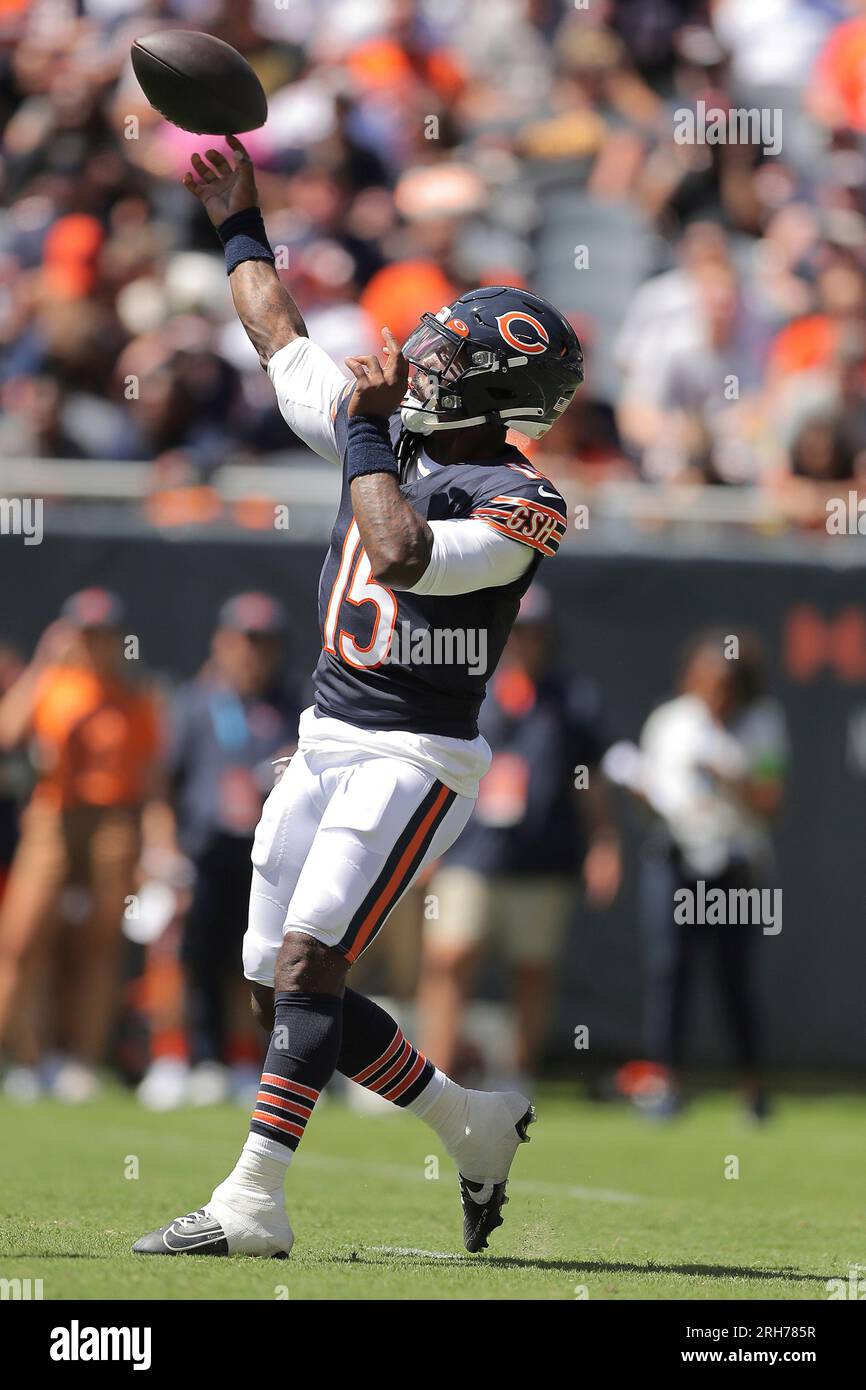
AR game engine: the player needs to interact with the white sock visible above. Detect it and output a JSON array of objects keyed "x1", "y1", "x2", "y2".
[
  {"x1": 212, "y1": 1135, "x2": 291, "y2": 1208},
  {"x1": 243, "y1": 1131, "x2": 293, "y2": 1170},
  {"x1": 404, "y1": 1070, "x2": 530, "y2": 1183},
  {"x1": 404, "y1": 1068, "x2": 469, "y2": 1153},
  {"x1": 207, "y1": 1137, "x2": 294, "y2": 1252}
]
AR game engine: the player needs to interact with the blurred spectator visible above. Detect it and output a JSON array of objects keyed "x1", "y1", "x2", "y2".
[
  {"x1": 809, "y1": 10, "x2": 866, "y2": 133},
  {"x1": 0, "y1": 588, "x2": 160, "y2": 1102},
  {"x1": 0, "y1": 374, "x2": 87, "y2": 457},
  {"x1": 618, "y1": 259, "x2": 771, "y2": 483},
  {"x1": 137, "y1": 593, "x2": 299, "y2": 1111},
  {"x1": 609, "y1": 630, "x2": 788, "y2": 1119},
  {"x1": 0, "y1": 0, "x2": 864, "y2": 529},
  {"x1": 767, "y1": 260, "x2": 866, "y2": 384},
  {"x1": 417, "y1": 586, "x2": 621, "y2": 1090},
  {"x1": 0, "y1": 642, "x2": 29, "y2": 899},
  {"x1": 111, "y1": 335, "x2": 243, "y2": 475},
  {"x1": 615, "y1": 221, "x2": 733, "y2": 396}
]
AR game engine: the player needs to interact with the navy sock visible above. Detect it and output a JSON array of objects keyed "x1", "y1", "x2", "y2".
[
  {"x1": 250, "y1": 992, "x2": 343, "y2": 1153},
  {"x1": 338, "y1": 988, "x2": 434, "y2": 1106}
]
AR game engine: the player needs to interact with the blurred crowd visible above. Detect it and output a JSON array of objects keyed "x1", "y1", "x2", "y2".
[
  {"x1": 0, "y1": 585, "x2": 787, "y2": 1119},
  {"x1": 1, "y1": 0, "x2": 866, "y2": 528},
  {"x1": 0, "y1": 587, "x2": 300, "y2": 1104}
]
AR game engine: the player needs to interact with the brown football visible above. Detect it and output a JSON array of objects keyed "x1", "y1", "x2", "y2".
[{"x1": 131, "y1": 30, "x2": 268, "y2": 135}]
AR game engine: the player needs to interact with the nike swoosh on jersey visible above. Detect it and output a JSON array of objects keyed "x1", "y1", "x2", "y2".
[{"x1": 537, "y1": 485, "x2": 559, "y2": 499}]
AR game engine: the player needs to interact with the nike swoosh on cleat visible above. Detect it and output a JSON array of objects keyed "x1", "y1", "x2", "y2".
[
  {"x1": 132, "y1": 1211, "x2": 231, "y2": 1256},
  {"x1": 463, "y1": 1179, "x2": 495, "y2": 1205},
  {"x1": 162, "y1": 1220, "x2": 227, "y2": 1252}
]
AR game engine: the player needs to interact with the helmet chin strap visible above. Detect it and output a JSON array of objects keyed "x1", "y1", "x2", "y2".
[
  {"x1": 400, "y1": 401, "x2": 438, "y2": 435},
  {"x1": 400, "y1": 396, "x2": 494, "y2": 435}
]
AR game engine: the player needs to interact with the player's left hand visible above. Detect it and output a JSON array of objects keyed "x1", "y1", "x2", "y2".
[{"x1": 345, "y1": 328, "x2": 409, "y2": 418}]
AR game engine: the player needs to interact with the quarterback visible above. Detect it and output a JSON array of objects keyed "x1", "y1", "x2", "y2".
[{"x1": 133, "y1": 137, "x2": 584, "y2": 1258}]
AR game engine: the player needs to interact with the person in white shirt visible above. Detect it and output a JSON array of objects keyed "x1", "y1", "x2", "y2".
[{"x1": 612, "y1": 631, "x2": 788, "y2": 1119}]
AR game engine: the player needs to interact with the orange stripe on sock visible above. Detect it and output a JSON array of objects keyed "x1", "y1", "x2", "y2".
[
  {"x1": 350, "y1": 1028, "x2": 405, "y2": 1085},
  {"x1": 260, "y1": 1073, "x2": 319, "y2": 1102},
  {"x1": 256, "y1": 1091, "x2": 312, "y2": 1120},
  {"x1": 383, "y1": 1051, "x2": 427, "y2": 1102},
  {"x1": 366, "y1": 1039, "x2": 413, "y2": 1093},
  {"x1": 252, "y1": 1109, "x2": 304, "y2": 1140}
]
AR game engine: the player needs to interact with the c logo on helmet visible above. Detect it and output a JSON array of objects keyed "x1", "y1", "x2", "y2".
[{"x1": 496, "y1": 311, "x2": 549, "y2": 355}]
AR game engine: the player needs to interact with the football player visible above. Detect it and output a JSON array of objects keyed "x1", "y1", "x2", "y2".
[{"x1": 133, "y1": 137, "x2": 584, "y2": 1258}]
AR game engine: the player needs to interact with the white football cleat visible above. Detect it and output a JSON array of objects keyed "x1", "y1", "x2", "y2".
[
  {"x1": 204, "y1": 1189, "x2": 295, "y2": 1258},
  {"x1": 448, "y1": 1089, "x2": 536, "y2": 1253},
  {"x1": 133, "y1": 1147, "x2": 294, "y2": 1258},
  {"x1": 133, "y1": 1194, "x2": 294, "y2": 1259}
]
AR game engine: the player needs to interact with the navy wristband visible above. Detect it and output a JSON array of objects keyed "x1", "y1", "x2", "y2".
[
  {"x1": 346, "y1": 414, "x2": 399, "y2": 483},
  {"x1": 216, "y1": 207, "x2": 275, "y2": 275}
]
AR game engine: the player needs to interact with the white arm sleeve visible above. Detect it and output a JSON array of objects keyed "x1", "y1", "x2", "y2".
[
  {"x1": 267, "y1": 337, "x2": 350, "y2": 466},
  {"x1": 405, "y1": 519, "x2": 534, "y2": 597}
]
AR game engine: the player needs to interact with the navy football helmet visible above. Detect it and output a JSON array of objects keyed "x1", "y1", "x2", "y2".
[{"x1": 400, "y1": 285, "x2": 584, "y2": 439}]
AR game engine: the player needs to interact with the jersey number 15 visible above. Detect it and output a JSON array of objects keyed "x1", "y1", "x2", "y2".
[{"x1": 323, "y1": 519, "x2": 397, "y2": 669}]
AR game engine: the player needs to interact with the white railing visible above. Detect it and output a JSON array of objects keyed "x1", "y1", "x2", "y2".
[
  {"x1": 0, "y1": 456, "x2": 340, "y2": 505},
  {"x1": 589, "y1": 480, "x2": 783, "y2": 528},
  {"x1": 0, "y1": 456, "x2": 858, "y2": 552}
]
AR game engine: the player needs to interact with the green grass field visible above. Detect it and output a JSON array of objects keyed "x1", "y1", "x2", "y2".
[{"x1": 0, "y1": 1087, "x2": 862, "y2": 1301}]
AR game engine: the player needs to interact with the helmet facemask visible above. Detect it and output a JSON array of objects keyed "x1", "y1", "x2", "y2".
[{"x1": 401, "y1": 313, "x2": 503, "y2": 435}]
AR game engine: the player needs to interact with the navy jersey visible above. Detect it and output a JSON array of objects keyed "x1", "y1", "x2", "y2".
[{"x1": 312, "y1": 397, "x2": 568, "y2": 739}]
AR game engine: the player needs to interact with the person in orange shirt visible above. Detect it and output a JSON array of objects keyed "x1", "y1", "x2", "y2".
[
  {"x1": 359, "y1": 258, "x2": 460, "y2": 348},
  {"x1": 0, "y1": 589, "x2": 160, "y2": 1102},
  {"x1": 810, "y1": 15, "x2": 866, "y2": 133},
  {"x1": 767, "y1": 263, "x2": 866, "y2": 382}
]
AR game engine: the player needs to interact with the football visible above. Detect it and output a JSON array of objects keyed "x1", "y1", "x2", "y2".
[{"x1": 130, "y1": 30, "x2": 268, "y2": 135}]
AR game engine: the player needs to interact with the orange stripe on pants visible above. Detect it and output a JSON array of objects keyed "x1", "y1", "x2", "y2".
[{"x1": 346, "y1": 785, "x2": 451, "y2": 962}]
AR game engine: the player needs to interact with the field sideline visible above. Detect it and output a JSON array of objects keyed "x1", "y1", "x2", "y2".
[{"x1": 0, "y1": 1088, "x2": 862, "y2": 1301}]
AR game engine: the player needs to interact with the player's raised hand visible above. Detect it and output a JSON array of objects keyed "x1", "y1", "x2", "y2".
[
  {"x1": 345, "y1": 328, "x2": 409, "y2": 418},
  {"x1": 182, "y1": 135, "x2": 258, "y2": 227}
]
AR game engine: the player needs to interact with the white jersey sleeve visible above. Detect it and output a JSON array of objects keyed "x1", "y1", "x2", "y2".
[
  {"x1": 404, "y1": 518, "x2": 534, "y2": 597},
  {"x1": 267, "y1": 337, "x2": 351, "y2": 466}
]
